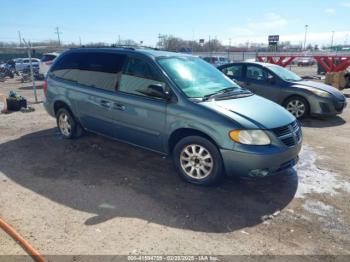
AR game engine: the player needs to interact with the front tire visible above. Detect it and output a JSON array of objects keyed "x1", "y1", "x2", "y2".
[
  {"x1": 56, "y1": 108, "x2": 83, "y2": 139},
  {"x1": 284, "y1": 96, "x2": 309, "y2": 119},
  {"x1": 173, "y1": 136, "x2": 224, "y2": 186}
]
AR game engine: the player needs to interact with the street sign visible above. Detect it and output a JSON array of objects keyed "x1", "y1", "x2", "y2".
[{"x1": 268, "y1": 35, "x2": 279, "y2": 44}]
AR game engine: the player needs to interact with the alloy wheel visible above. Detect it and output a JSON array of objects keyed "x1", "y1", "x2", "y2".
[
  {"x1": 58, "y1": 113, "x2": 72, "y2": 136},
  {"x1": 180, "y1": 144, "x2": 213, "y2": 179},
  {"x1": 286, "y1": 99, "x2": 306, "y2": 118}
]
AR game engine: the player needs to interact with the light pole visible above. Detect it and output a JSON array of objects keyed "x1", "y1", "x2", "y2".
[
  {"x1": 330, "y1": 31, "x2": 335, "y2": 49},
  {"x1": 303, "y1": 25, "x2": 309, "y2": 50}
]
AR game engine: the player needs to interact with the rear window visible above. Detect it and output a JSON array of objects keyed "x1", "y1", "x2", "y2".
[
  {"x1": 51, "y1": 52, "x2": 126, "y2": 91},
  {"x1": 41, "y1": 55, "x2": 57, "y2": 62}
]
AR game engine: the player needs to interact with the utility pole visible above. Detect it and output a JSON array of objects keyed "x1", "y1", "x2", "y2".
[
  {"x1": 22, "y1": 39, "x2": 38, "y2": 103},
  {"x1": 79, "y1": 37, "x2": 82, "y2": 46},
  {"x1": 55, "y1": 27, "x2": 62, "y2": 46},
  {"x1": 228, "y1": 38, "x2": 231, "y2": 60},
  {"x1": 303, "y1": 25, "x2": 309, "y2": 50},
  {"x1": 18, "y1": 31, "x2": 22, "y2": 47},
  {"x1": 158, "y1": 33, "x2": 163, "y2": 49},
  {"x1": 191, "y1": 29, "x2": 195, "y2": 54},
  {"x1": 208, "y1": 36, "x2": 211, "y2": 58},
  {"x1": 330, "y1": 31, "x2": 335, "y2": 49}
]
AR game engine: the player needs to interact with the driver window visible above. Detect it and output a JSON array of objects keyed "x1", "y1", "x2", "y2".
[
  {"x1": 246, "y1": 66, "x2": 268, "y2": 82},
  {"x1": 119, "y1": 57, "x2": 165, "y2": 98}
]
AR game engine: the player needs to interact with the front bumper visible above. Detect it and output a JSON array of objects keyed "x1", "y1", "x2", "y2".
[
  {"x1": 310, "y1": 96, "x2": 347, "y2": 116},
  {"x1": 220, "y1": 142, "x2": 302, "y2": 177}
]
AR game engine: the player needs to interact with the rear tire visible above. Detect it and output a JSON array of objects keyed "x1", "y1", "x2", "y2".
[
  {"x1": 56, "y1": 108, "x2": 83, "y2": 139},
  {"x1": 173, "y1": 136, "x2": 224, "y2": 186}
]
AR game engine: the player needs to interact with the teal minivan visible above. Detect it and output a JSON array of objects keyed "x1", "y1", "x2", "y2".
[{"x1": 43, "y1": 48, "x2": 302, "y2": 185}]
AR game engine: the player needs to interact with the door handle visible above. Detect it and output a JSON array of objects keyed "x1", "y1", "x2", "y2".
[
  {"x1": 100, "y1": 100, "x2": 111, "y2": 108},
  {"x1": 113, "y1": 103, "x2": 126, "y2": 111}
]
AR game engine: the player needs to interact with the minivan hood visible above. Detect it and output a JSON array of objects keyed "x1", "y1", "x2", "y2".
[
  {"x1": 201, "y1": 95, "x2": 295, "y2": 129},
  {"x1": 293, "y1": 80, "x2": 345, "y2": 100}
]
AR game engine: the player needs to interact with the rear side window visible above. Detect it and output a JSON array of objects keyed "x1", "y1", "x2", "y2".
[
  {"x1": 247, "y1": 65, "x2": 268, "y2": 81},
  {"x1": 41, "y1": 55, "x2": 57, "y2": 62},
  {"x1": 203, "y1": 57, "x2": 210, "y2": 62},
  {"x1": 51, "y1": 53, "x2": 81, "y2": 83},
  {"x1": 221, "y1": 65, "x2": 243, "y2": 79},
  {"x1": 203, "y1": 57, "x2": 218, "y2": 63},
  {"x1": 51, "y1": 52, "x2": 126, "y2": 91}
]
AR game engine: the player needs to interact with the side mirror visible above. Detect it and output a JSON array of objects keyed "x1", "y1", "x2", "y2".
[{"x1": 146, "y1": 84, "x2": 170, "y2": 100}]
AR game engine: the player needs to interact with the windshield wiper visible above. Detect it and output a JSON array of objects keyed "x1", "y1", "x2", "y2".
[
  {"x1": 202, "y1": 87, "x2": 252, "y2": 101},
  {"x1": 202, "y1": 87, "x2": 237, "y2": 101}
]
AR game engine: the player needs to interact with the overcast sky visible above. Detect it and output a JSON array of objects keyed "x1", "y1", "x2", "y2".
[{"x1": 0, "y1": 0, "x2": 349, "y2": 46}]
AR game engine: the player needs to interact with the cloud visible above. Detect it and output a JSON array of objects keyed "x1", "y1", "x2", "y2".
[
  {"x1": 228, "y1": 12, "x2": 348, "y2": 45},
  {"x1": 342, "y1": 2, "x2": 350, "y2": 7},
  {"x1": 248, "y1": 13, "x2": 288, "y2": 30},
  {"x1": 231, "y1": 27, "x2": 255, "y2": 36},
  {"x1": 325, "y1": 8, "x2": 336, "y2": 14},
  {"x1": 231, "y1": 12, "x2": 288, "y2": 38},
  {"x1": 226, "y1": 31, "x2": 350, "y2": 46}
]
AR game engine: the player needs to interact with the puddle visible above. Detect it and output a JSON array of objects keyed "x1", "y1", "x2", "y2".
[{"x1": 295, "y1": 145, "x2": 350, "y2": 198}]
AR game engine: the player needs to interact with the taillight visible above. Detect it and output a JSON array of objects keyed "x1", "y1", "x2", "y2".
[{"x1": 42, "y1": 80, "x2": 47, "y2": 96}]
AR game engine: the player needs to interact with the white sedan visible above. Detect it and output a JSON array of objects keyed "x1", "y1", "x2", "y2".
[{"x1": 15, "y1": 58, "x2": 40, "y2": 71}]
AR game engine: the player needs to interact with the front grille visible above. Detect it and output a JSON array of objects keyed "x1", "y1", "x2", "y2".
[
  {"x1": 272, "y1": 120, "x2": 302, "y2": 148},
  {"x1": 320, "y1": 102, "x2": 331, "y2": 113},
  {"x1": 334, "y1": 102, "x2": 345, "y2": 112}
]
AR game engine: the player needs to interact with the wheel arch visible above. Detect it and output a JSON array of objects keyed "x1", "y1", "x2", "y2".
[
  {"x1": 282, "y1": 94, "x2": 310, "y2": 108},
  {"x1": 53, "y1": 99, "x2": 74, "y2": 116},
  {"x1": 167, "y1": 128, "x2": 219, "y2": 155}
]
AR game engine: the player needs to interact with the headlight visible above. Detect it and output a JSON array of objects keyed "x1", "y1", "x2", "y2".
[
  {"x1": 302, "y1": 86, "x2": 332, "y2": 98},
  {"x1": 229, "y1": 130, "x2": 271, "y2": 145}
]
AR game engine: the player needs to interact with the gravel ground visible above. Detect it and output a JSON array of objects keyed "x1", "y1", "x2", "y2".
[{"x1": 0, "y1": 69, "x2": 350, "y2": 259}]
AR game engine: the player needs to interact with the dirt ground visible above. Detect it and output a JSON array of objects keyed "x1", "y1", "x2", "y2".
[{"x1": 0, "y1": 66, "x2": 350, "y2": 258}]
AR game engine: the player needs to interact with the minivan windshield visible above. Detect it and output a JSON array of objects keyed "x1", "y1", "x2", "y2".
[
  {"x1": 157, "y1": 56, "x2": 241, "y2": 98},
  {"x1": 267, "y1": 65, "x2": 302, "y2": 82}
]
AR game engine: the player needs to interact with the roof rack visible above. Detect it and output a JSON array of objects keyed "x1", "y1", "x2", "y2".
[{"x1": 77, "y1": 44, "x2": 160, "y2": 51}]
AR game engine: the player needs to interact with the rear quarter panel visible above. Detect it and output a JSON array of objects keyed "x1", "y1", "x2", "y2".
[{"x1": 45, "y1": 76, "x2": 78, "y2": 117}]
